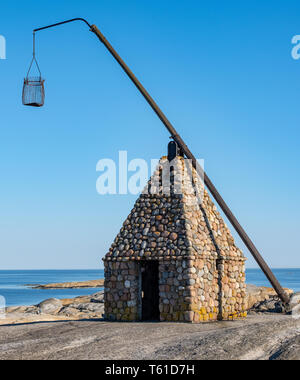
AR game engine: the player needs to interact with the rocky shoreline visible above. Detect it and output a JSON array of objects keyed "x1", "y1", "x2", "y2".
[
  {"x1": 1, "y1": 291, "x2": 105, "y2": 325},
  {"x1": 0, "y1": 284, "x2": 295, "y2": 326}
]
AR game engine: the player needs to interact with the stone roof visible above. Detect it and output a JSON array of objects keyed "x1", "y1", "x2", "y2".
[{"x1": 104, "y1": 156, "x2": 245, "y2": 262}]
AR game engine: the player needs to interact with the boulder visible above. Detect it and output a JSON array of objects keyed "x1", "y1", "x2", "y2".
[
  {"x1": 90, "y1": 291, "x2": 104, "y2": 304},
  {"x1": 58, "y1": 307, "x2": 82, "y2": 318},
  {"x1": 69, "y1": 302, "x2": 104, "y2": 313},
  {"x1": 38, "y1": 298, "x2": 63, "y2": 315},
  {"x1": 246, "y1": 285, "x2": 293, "y2": 310},
  {"x1": 24, "y1": 306, "x2": 40, "y2": 315},
  {"x1": 289, "y1": 292, "x2": 300, "y2": 318},
  {"x1": 251, "y1": 297, "x2": 285, "y2": 313}
]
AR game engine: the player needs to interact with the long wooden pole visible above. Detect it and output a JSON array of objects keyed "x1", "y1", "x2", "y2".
[{"x1": 33, "y1": 19, "x2": 290, "y2": 304}]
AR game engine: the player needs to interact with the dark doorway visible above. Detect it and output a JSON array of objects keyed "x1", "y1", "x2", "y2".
[{"x1": 141, "y1": 261, "x2": 160, "y2": 321}]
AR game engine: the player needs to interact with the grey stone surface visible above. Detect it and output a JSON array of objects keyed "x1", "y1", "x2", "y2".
[
  {"x1": 269, "y1": 335, "x2": 300, "y2": 360},
  {"x1": 0, "y1": 314, "x2": 299, "y2": 360}
]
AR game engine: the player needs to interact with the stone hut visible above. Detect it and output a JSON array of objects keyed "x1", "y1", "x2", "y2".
[{"x1": 103, "y1": 155, "x2": 247, "y2": 323}]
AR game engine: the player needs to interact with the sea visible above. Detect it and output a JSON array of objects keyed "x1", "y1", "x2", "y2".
[
  {"x1": 0, "y1": 269, "x2": 104, "y2": 307},
  {"x1": 0, "y1": 268, "x2": 299, "y2": 307}
]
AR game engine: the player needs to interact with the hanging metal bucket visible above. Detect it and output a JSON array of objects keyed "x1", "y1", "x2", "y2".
[
  {"x1": 22, "y1": 76, "x2": 45, "y2": 107},
  {"x1": 23, "y1": 32, "x2": 45, "y2": 107}
]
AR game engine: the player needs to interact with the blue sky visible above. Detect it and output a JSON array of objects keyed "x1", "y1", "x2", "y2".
[{"x1": 0, "y1": 0, "x2": 300, "y2": 269}]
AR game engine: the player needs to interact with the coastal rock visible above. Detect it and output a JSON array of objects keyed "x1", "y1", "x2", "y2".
[
  {"x1": 289, "y1": 292, "x2": 300, "y2": 309},
  {"x1": 58, "y1": 307, "x2": 82, "y2": 318},
  {"x1": 61, "y1": 295, "x2": 92, "y2": 306},
  {"x1": 57, "y1": 300, "x2": 104, "y2": 318},
  {"x1": 69, "y1": 302, "x2": 104, "y2": 313},
  {"x1": 245, "y1": 284, "x2": 293, "y2": 310},
  {"x1": 31, "y1": 279, "x2": 104, "y2": 290},
  {"x1": 90, "y1": 291, "x2": 104, "y2": 304},
  {"x1": 287, "y1": 292, "x2": 300, "y2": 317},
  {"x1": 2, "y1": 292, "x2": 105, "y2": 325},
  {"x1": 250, "y1": 297, "x2": 285, "y2": 313},
  {"x1": 38, "y1": 298, "x2": 63, "y2": 315},
  {"x1": 5, "y1": 305, "x2": 40, "y2": 316},
  {"x1": 24, "y1": 306, "x2": 40, "y2": 315}
]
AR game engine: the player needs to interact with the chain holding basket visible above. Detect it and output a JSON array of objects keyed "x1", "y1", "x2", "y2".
[{"x1": 22, "y1": 32, "x2": 45, "y2": 107}]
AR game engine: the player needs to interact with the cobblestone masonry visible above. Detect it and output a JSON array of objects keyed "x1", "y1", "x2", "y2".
[{"x1": 103, "y1": 157, "x2": 247, "y2": 322}]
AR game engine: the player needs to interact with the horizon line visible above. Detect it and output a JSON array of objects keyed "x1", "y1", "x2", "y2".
[{"x1": 0, "y1": 267, "x2": 300, "y2": 271}]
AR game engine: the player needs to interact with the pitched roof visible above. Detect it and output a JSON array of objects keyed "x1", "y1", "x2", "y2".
[{"x1": 104, "y1": 156, "x2": 244, "y2": 262}]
